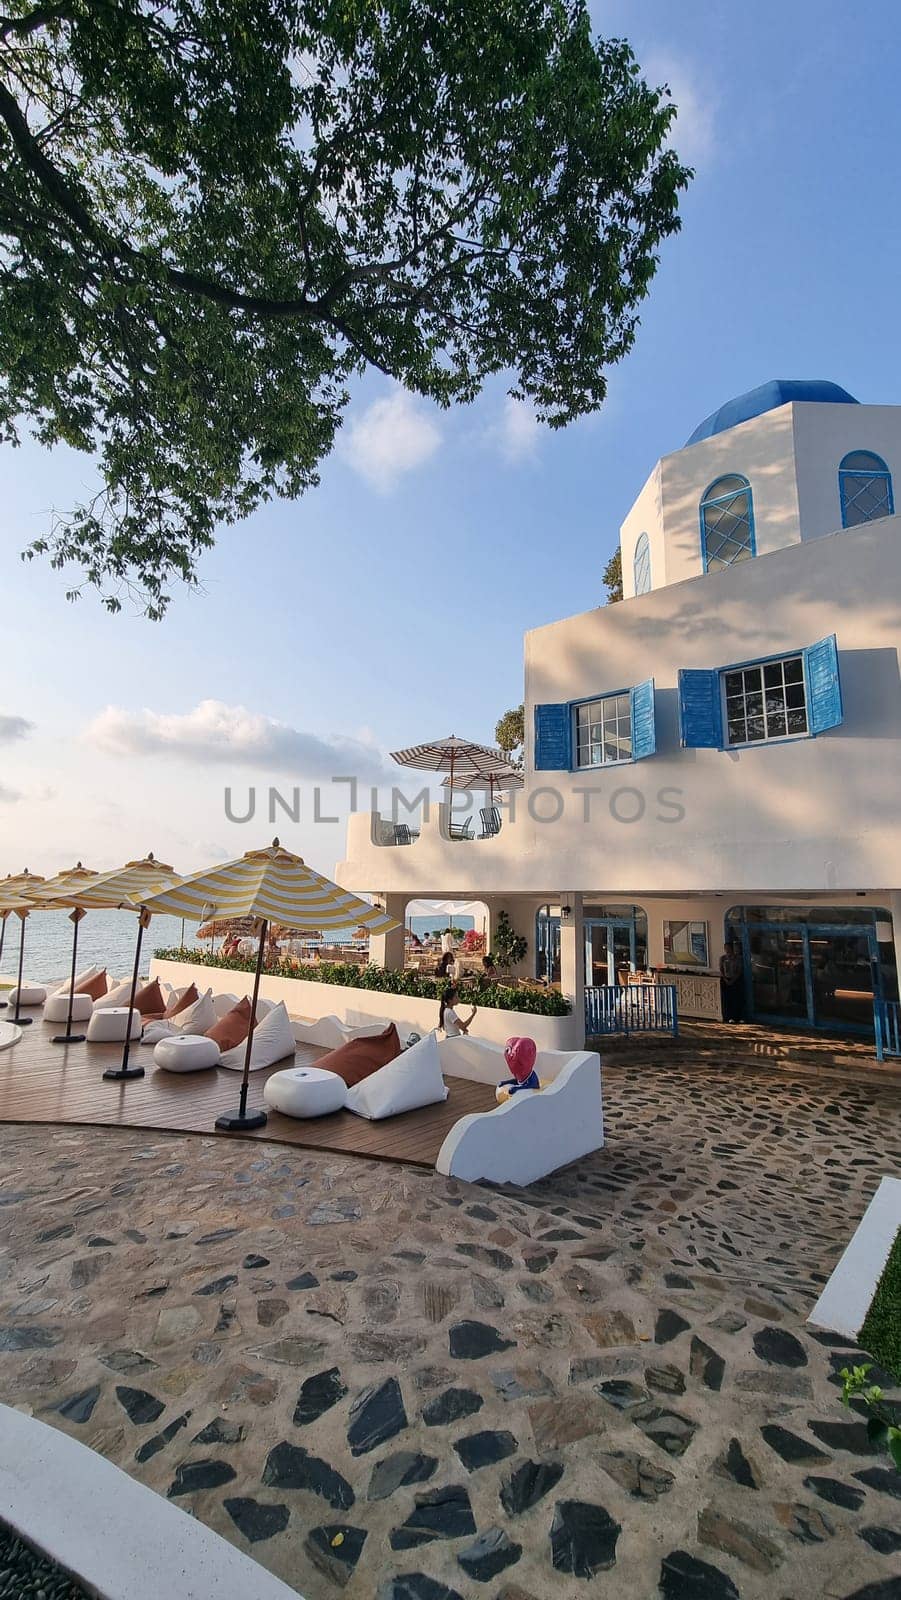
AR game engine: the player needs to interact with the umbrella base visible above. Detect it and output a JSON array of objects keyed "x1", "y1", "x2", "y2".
[
  {"x1": 215, "y1": 1108, "x2": 268, "y2": 1132},
  {"x1": 12, "y1": 1016, "x2": 33, "y2": 1027},
  {"x1": 52, "y1": 1033, "x2": 86, "y2": 1045},
  {"x1": 102, "y1": 1065, "x2": 145, "y2": 1081}
]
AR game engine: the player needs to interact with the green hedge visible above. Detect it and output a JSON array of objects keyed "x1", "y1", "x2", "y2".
[{"x1": 153, "y1": 948, "x2": 571, "y2": 1017}]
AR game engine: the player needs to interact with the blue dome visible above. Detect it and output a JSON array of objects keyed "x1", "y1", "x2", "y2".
[{"x1": 686, "y1": 380, "x2": 859, "y2": 446}]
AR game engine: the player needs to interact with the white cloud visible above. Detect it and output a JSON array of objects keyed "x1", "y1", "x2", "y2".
[
  {"x1": 0, "y1": 715, "x2": 34, "y2": 743},
  {"x1": 495, "y1": 397, "x2": 542, "y2": 464},
  {"x1": 342, "y1": 388, "x2": 441, "y2": 491},
  {"x1": 83, "y1": 699, "x2": 387, "y2": 781},
  {"x1": 643, "y1": 52, "x2": 715, "y2": 168},
  {"x1": 0, "y1": 784, "x2": 21, "y2": 804}
]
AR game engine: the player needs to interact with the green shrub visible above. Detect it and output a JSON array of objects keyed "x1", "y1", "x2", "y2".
[{"x1": 152, "y1": 948, "x2": 571, "y2": 1017}]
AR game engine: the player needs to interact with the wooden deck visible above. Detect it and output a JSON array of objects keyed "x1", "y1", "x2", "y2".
[{"x1": 0, "y1": 1019, "x2": 496, "y2": 1167}]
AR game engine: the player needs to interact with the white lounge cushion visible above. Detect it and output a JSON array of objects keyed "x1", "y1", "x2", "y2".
[
  {"x1": 43, "y1": 992, "x2": 93, "y2": 1024},
  {"x1": 153, "y1": 1034, "x2": 221, "y2": 1073},
  {"x1": 140, "y1": 990, "x2": 216, "y2": 1044},
  {"x1": 219, "y1": 1001, "x2": 295, "y2": 1073},
  {"x1": 292, "y1": 1014, "x2": 390, "y2": 1050},
  {"x1": 264, "y1": 1065, "x2": 347, "y2": 1118},
  {"x1": 48, "y1": 965, "x2": 102, "y2": 999},
  {"x1": 210, "y1": 992, "x2": 239, "y2": 1019},
  {"x1": 346, "y1": 1031, "x2": 447, "y2": 1121},
  {"x1": 93, "y1": 978, "x2": 137, "y2": 1011}
]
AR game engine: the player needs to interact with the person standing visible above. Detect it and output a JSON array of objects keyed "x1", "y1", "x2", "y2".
[
  {"x1": 441, "y1": 928, "x2": 455, "y2": 956},
  {"x1": 719, "y1": 938, "x2": 744, "y2": 1023}
]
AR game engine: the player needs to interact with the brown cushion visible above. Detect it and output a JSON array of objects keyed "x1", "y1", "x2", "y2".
[
  {"x1": 164, "y1": 982, "x2": 198, "y2": 1019},
  {"x1": 205, "y1": 996, "x2": 252, "y2": 1051},
  {"x1": 74, "y1": 969, "x2": 108, "y2": 1000},
  {"x1": 316, "y1": 1022, "x2": 401, "y2": 1087},
  {"x1": 133, "y1": 977, "x2": 165, "y2": 1017}
]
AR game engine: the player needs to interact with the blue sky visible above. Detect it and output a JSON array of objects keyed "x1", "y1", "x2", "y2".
[{"x1": 2, "y1": 0, "x2": 900, "y2": 878}]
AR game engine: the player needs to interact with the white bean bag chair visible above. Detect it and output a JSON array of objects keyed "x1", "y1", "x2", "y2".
[
  {"x1": 7, "y1": 984, "x2": 47, "y2": 1007},
  {"x1": 47, "y1": 965, "x2": 102, "y2": 999},
  {"x1": 43, "y1": 991, "x2": 94, "y2": 1024},
  {"x1": 153, "y1": 1034, "x2": 221, "y2": 1073},
  {"x1": 346, "y1": 1032, "x2": 447, "y2": 1121},
  {"x1": 93, "y1": 978, "x2": 140, "y2": 1011},
  {"x1": 210, "y1": 991, "x2": 239, "y2": 1019},
  {"x1": 264, "y1": 1065, "x2": 347, "y2": 1118},
  {"x1": 141, "y1": 990, "x2": 217, "y2": 1045},
  {"x1": 219, "y1": 1001, "x2": 295, "y2": 1073},
  {"x1": 86, "y1": 1006, "x2": 142, "y2": 1042}
]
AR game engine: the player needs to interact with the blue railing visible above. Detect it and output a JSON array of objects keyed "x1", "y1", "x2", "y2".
[
  {"x1": 874, "y1": 998, "x2": 901, "y2": 1061},
  {"x1": 585, "y1": 983, "x2": 679, "y2": 1038}
]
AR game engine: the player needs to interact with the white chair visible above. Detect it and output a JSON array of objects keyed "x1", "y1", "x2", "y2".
[
  {"x1": 7, "y1": 984, "x2": 47, "y2": 1008},
  {"x1": 153, "y1": 1035, "x2": 221, "y2": 1073},
  {"x1": 264, "y1": 1065, "x2": 347, "y2": 1118},
  {"x1": 86, "y1": 1006, "x2": 142, "y2": 1043},
  {"x1": 43, "y1": 992, "x2": 93, "y2": 1025}
]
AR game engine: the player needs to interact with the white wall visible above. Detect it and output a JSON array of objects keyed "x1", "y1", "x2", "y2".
[
  {"x1": 793, "y1": 402, "x2": 901, "y2": 545},
  {"x1": 620, "y1": 462, "x2": 664, "y2": 598},
  {"x1": 150, "y1": 957, "x2": 581, "y2": 1051},
  {"x1": 339, "y1": 513, "x2": 901, "y2": 897}
]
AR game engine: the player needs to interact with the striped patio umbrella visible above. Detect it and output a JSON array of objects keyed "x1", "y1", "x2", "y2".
[
  {"x1": 40, "y1": 854, "x2": 180, "y2": 1081},
  {"x1": 140, "y1": 838, "x2": 400, "y2": 1131},
  {"x1": 0, "y1": 874, "x2": 46, "y2": 1025},
  {"x1": 391, "y1": 735, "x2": 512, "y2": 791},
  {"x1": 0, "y1": 872, "x2": 45, "y2": 1010},
  {"x1": 26, "y1": 863, "x2": 98, "y2": 1044}
]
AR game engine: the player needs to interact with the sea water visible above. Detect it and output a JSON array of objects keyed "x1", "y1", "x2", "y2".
[{"x1": 1, "y1": 909, "x2": 474, "y2": 983}]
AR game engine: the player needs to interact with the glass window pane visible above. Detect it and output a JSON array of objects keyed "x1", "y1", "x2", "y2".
[
  {"x1": 785, "y1": 683, "x2": 805, "y2": 709},
  {"x1": 763, "y1": 663, "x2": 782, "y2": 688},
  {"x1": 787, "y1": 707, "x2": 808, "y2": 734},
  {"x1": 727, "y1": 714, "x2": 746, "y2": 744},
  {"x1": 783, "y1": 658, "x2": 803, "y2": 683},
  {"x1": 768, "y1": 709, "x2": 787, "y2": 737},
  {"x1": 746, "y1": 716, "x2": 765, "y2": 742}
]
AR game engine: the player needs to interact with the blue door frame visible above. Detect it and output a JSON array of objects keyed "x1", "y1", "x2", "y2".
[
  {"x1": 584, "y1": 918, "x2": 637, "y2": 988},
  {"x1": 730, "y1": 919, "x2": 881, "y2": 1034}
]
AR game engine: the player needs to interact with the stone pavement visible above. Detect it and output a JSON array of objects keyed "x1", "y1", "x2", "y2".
[{"x1": 1, "y1": 1057, "x2": 900, "y2": 1600}]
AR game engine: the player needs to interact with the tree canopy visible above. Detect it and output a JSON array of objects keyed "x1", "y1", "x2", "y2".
[
  {"x1": 495, "y1": 703, "x2": 525, "y2": 767},
  {"x1": 0, "y1": 0, "x2": 690, "y2": 615},
  {"x1": 602, "y1": 546, "x2": 623, "y2": 602}
]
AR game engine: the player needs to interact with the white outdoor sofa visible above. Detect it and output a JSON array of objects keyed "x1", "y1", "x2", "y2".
[{"x1": 434, "y1": 1035, "x2": 603, "y2": 1185}]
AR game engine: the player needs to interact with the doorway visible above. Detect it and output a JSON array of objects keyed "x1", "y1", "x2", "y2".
[
  {"x1": 735, "y1": 920, "x2": 880, "y2": 1032},
  {"x1": 584, "y1": 918, "x2": 638, "y2": 987}
]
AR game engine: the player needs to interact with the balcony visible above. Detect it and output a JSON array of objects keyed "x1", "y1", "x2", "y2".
[{"x1": 371, "y1": 803, "x2": 503, "y2": 847}]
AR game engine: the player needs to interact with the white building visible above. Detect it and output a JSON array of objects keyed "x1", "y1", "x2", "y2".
[{"x1": 337, "y1": 379, "x2": 901, "y2": 1037}]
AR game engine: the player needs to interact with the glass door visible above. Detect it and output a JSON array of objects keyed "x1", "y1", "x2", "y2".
[
  {"x1": 810, "y1": 930, "x2": 877, "y2": 1030},
  {"x1": 738, "y1": 921, "x2": 880, "y2": 1031},
  {"x1": 747, "y1": 927, "x2": 809, "y2": 1020},
  {"x1": 585, "y1": 919, "x2": 637, "y2": 987}
]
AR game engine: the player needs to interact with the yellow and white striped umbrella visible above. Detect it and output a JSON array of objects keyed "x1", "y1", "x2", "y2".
[
  {"x1": 39, "y1": 854, "x2": 179, "y2": 910},
  {"x1": 25, "y1": 861, "x2": 98, "y2": 901},
  {"x1": 137, "y1": 839, "x2": 399, "y2": 934}
]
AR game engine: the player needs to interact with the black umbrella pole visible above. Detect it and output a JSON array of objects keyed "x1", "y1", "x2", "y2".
[
  {"x1": 103, "y1": 917, "x2": 145, "y2": 1081},
  {"x1": 216, "y1": 919, "x2": 267, "y2": 1132},
  {"x1": 0, "y1": 917, "x2": 6, "y2": 1009},
  {"x1": 53, "y1": 912, "x2": 86, "y2": 1045},
  {"x1": 11, "y1": 915, "x2": 32, "y2": 1025}
]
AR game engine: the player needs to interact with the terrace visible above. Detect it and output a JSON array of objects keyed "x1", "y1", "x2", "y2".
[{"x1": 1, "y1": 1022, "x2": 900, "y2": 1599}]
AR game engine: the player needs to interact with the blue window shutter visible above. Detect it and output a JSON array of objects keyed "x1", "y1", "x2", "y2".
[
  {"x1": 678, "y1": 669, "x2": 723, "y2": 749},
  {"x1": 804, "y1": 634, "x2": 843, "y2": 734},
  {"x1": 630, "y1": 679, "x2": 656, "y2": 760},
  {"x1": 534, "y1": 703, "x2": 572, "y2": 770}
]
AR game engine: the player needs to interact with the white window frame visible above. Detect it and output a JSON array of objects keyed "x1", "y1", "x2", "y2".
[
  {"x1": 573, "y1": 691, "x2": 633, "y2": 769},
  {"x1": 720, "y1": 653, "x2": 809, "y2": 749}
]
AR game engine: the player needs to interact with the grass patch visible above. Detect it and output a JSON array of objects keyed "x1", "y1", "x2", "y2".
[{"x1": 859, "y1": 1225, "x2": 901, "y2": 1383}]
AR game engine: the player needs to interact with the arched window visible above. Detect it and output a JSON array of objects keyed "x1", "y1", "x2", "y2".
[
  {"x1": 838, "y1": 450, "x2": 894, "y2": 527},
  {"x1": 633, "y1": 532, "x2": 651, "y2": 595},
  {"x1": 700, "y1": 475, "x2": 755, "y2": 572}
]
